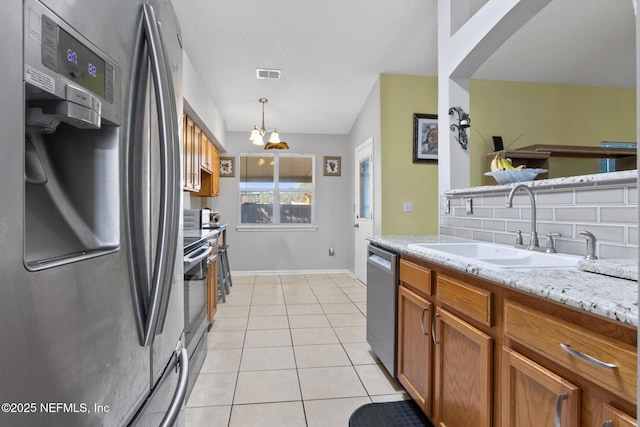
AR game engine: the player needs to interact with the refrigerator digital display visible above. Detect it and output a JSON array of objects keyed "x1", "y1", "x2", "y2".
[{"x1": 57, "y1": 27, "x2": 105, "y2": 98}]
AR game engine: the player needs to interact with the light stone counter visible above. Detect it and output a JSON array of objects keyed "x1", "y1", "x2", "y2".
[
  {"x1": 367, "y1": 235, "x2": 638, "y2": 327},
  {"x1": 444, "y1": 170, "x2": 637, "y2": 196},
  {"x1": 578, "y1": 258, "x2": 638, "y2": 282}
]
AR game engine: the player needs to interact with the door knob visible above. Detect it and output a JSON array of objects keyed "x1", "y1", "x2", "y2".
[{"x1": 354, "y1": 224, "x2": 359, "y2": 228}]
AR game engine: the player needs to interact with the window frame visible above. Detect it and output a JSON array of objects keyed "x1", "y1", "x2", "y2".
[{"x1": 237, "y1": 152, "x2": 316, "y2": 230}]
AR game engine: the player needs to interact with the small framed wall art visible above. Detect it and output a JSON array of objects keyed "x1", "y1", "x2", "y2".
[
  {"x1": 413, "y1": 113, "x2": 438, "y2": 163},
  {"x1": 219, "y1": 156, "x2": 235, "y2": 177},
  {"x1": 323, "y1": 156, "x2": 341, "y2": 176}
]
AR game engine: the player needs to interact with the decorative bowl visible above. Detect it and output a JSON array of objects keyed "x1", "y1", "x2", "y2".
[{"x1": 484, "y1": 168, "x2": 547, "y2": 185}]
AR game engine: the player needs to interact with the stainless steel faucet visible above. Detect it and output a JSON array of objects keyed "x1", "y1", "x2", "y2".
[
  {"x1": 578, "y1": 230, "x2": 598, "y2": 259},
  {"x1": 506, "y1": 184, "x2": 539, "y2": 250}
]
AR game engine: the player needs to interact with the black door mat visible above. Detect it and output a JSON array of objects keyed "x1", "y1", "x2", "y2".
[{"x1": 349, "y1": 400, "x2": 434, "y2": 427}]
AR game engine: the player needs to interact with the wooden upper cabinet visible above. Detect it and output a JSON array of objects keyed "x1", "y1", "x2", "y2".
[
  {"x1": 433, "y1": 307, "x2": 493, "y2": 427},
  {"x1": 502, "y1": 347, "x2": 580, "y2": 427},
  {"x1": 183, "y1": 113, "x2": 220, "y2": 196}
]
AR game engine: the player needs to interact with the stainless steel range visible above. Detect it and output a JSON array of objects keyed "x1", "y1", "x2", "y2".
[{"x1": 183, "y1": 231, "x2": 218, "y2": 399}]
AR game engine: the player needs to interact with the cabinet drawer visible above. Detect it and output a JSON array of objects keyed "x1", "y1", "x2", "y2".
[
  {"x1": 399, "y1": 259, "x2": 432, "y2": 296},
  {"x1": 437, "y1": 275, "x2": 492, "y2": 326},
  {"x1": 504, "y1": 300, "x2": 637, "y2": 403}
]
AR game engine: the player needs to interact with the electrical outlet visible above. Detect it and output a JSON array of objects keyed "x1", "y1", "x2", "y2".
[
  {"x1": 444, "y1": 198, "x2": 451, "y2": 214},
  {"x1": 329, "y1": 248, "x2": 335, "y2": 256},
  {"x1": 465, "y1": 198, "x2": 473, "y2": 215},
  {"x1": 403, "y1": 202, "x2": 413, "y2": 212}
]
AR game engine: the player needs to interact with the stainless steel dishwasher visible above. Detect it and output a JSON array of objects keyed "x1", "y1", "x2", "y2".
[{"x1": 366, "y1": 244, "x2": 399, "y2": 378}]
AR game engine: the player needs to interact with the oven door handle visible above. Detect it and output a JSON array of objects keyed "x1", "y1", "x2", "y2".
[{"x1": 184, "y1": 246, "x2": 213, "y2": 268}]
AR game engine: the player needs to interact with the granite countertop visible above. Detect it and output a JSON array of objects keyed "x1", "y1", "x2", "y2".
[
  {"x1": 578, "y1": 258, "x2": 638, "y2": 282},
  {"x1": 367, "y1": 235, "x2": 638, "y2": 327}
]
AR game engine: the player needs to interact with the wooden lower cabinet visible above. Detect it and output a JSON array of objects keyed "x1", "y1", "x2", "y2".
[
  {"x1": 394, "y1": 254, "x2": 637, "y2": 427},
  {"x1": 433, "y1": 307, "x2": 493, "y2": 427},
  {"x1": 502, "y1": 347, "x2": 580, "y2": 427},
  {"x1": 602, "y1": 403, "x2": 637, "y2": 427},
  {"x1": 397, "y1": 284, "x2": 433, "y2": 417},
  {"x1": 206, "y1": 255, "x2": 217, "y2": 323}
]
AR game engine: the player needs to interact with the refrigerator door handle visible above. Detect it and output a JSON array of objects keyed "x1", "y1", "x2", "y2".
[
  {"x1": 153, "y1": 14, "x2": 181, "y2": 336},
  {"x1": 141, "y1": 3, "x2": 179, "y2": 345},
  {"x1": 159, "y1": 347, "x2": 189, "y2": 427},
  {"x1": 124, "y1": 4, "x2": 180, "y2": 347}
]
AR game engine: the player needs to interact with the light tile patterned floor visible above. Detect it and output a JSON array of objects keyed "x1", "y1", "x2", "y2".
[{"x1": 186, "y1": 273, "x2": 409, "y2": 427}]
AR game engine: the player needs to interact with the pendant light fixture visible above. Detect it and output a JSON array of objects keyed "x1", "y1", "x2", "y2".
[{"x1": 249, "y1": 98, "x2": 289, "y2": 150}]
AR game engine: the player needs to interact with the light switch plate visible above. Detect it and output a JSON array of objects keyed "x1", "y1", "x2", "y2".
[{"x1": 465, "y1": 198, "x2": 473, "y2": 215}]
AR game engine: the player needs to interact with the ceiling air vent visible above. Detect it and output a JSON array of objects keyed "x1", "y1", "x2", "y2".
[{"x1": 256, "y1": 68, "x2": 282, "y2": 80}]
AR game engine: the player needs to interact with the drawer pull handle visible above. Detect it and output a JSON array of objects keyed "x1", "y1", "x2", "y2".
[
  {"x1": 431, "y1": 313, "x2": 440, "y2": 345},
  {"x1": 554, "y1": 393, "x2": 568, "y2": 427},
  {"x1": 560, "y1": 343, "x2": 617, "y2": 369},
  {"x1": 602, "y1": 421, "x2": 613, "y2": 427},
  {"x1": 420, "y1": 307, "x2": 429, "y2": 336}
]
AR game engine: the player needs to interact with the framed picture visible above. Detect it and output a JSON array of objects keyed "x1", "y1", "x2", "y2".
[
  {"x1": 219, "y1": 156, "x2": 235, "y2": 177},
  {"x1": 413, "y1": 113, "x2": 438, "y2": 163},
  {"x1": 323, "y1": 156, "x2": 341, "y2": 176}
]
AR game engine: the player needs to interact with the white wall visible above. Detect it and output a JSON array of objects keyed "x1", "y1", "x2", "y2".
[
  {"x1": 182, "y1": 52, "x2": 228, "y2": 152},
  {"x1": 347, "y1": 78, "x2": 382, "y2": 272},
  {"x1": 207, "y1": 132, "x2": 352, "y2": 273}
]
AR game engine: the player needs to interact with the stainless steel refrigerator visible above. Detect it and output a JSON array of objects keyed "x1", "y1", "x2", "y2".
[{"x1": 0, "y1": 0, "x2": 187, "y2": 425}]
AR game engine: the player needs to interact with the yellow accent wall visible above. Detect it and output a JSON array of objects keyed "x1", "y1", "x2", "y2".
[
  {"x1": 469, "y1": 80, "x2": 636, "y2": 186},
  {"x1": 380, "y1": 75, "x2": 636, "y2": 233},
  {"x1": 380, "y1": 74, "x2": 439, "y2": 234}
]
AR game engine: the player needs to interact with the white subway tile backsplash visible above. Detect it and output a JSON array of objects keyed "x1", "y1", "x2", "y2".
[
  {"x1": 471, "y1": 230, "x2": 494, "y2": 242},
  {"x1": 628, "y1": 186, "x2": 638, "y2": 204},
  {"x1": 454, "y1": 228, "x2": 473, "y2": 239},
  {"x1": 463, "y1": 218, "x2": 483, "y2": 230},
  {"x1": 537, "y1": 222, "x2": 573, "y2": 239},
  {"x1": 600, "y1": 206, "x2": 637, "y2": 224},
  {"x1": 480, "y1": 194, "x2": 506, "y2": 206},
  {"x1": 575, "y1": 224, "x2": 625, "y2": 243},
  {"x1": 576, "y1": 187, "x2": 625, "y2": 204},
  {"x1": 482, "y1": 220, "x2": 507, "y2": 231},
  {"x1": 471, "y1": 207, "x2": 494, "y2": 218},
  {"x1": 599, "y1": 243, "x2": 638, "y2": 259},
  {"x1": 555, "y1": 207, "x2": 597, "y2": 222},
  {"x1": 506, "y1": 220, "x2": 532, "y2": 234},
  {"x1": 536, "y1": 191, "x2": 574, "y2": 205},
  {"x1": 442, "y1": 177, "x2": 637, "y2": 257},
  {"x1": 493, "y1": 207, "x2": 520, "y2": 219}
]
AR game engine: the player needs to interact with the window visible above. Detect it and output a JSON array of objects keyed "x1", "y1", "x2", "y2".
[{"x1": 240, "y1": 154, "x2": 314, "y2": 225}]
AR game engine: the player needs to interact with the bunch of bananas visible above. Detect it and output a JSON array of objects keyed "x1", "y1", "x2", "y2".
[{"x1": 490, "y1": 153, "x2": 525, "y2": 172}]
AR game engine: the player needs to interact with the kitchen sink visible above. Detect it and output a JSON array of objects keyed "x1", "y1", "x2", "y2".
[{"x1": 407, "y1": 242, "x2": 581, "y2": 269}]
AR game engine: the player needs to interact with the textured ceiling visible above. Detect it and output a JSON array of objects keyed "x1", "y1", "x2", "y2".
[{"x1": 170, "y1": 0, "x2": 635, "y2": 136}]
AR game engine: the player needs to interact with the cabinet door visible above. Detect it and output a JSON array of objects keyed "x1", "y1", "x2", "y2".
[
  {"x1": 207, "y1": 257, "x2": 217, "y2": 323},
  {"x1": 602, "y1": 403, "x2": 637, "y2": 427},
  {"x1": 503, "y1": 347, "x2": 580, "y2": 427},
  {"x1": 200, "y1": 133, "x2": 211, "y2": 172},
  {"x1": 433, "y1": 308, "x2": 493, "y2": 427},
  {"x1": 211, "y1": 145, "x2": 220, "y2": 196},
  {"x1": 192, "y1": 125, "x2": 202, "y2": 191},
  {"x1": 397, "y1": 285, "x2": 433, "y2": 417},
  {"x1": 183, "y1": 116, "x2": 194, "y2": 190}
]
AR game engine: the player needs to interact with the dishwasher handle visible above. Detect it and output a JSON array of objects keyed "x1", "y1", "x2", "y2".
[{"x1": 367, "y1": 245, "x2": 398, "y2": 280}]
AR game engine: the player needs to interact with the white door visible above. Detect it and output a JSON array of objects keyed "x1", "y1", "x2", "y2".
[{"x1": 354, "y1": 138, "x2": 374, "y2": 284}]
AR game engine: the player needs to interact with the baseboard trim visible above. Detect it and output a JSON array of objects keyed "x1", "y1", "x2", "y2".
[{"x1": 232, "y1": 269, "x2": 357, "y2": 278}]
